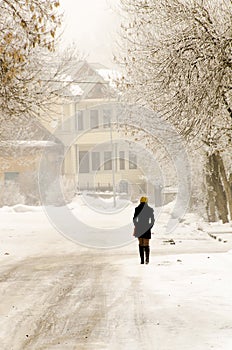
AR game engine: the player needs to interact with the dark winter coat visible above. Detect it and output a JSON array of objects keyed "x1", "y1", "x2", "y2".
[{"x1": 133, "y1": 203, "x2": 155, "y2": 239}]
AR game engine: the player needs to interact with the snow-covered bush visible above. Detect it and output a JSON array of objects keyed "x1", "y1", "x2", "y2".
[{"x1": 0, "y1": 182, "x2": 25, "y2": 207}]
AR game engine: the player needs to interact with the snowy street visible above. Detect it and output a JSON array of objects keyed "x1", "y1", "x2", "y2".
[
  {"x1": 1, "y1": 0, "x2": 232, "y2": 348},
  {"x1": 0, "y1": 202, "x2": 232, "y2": 350}
]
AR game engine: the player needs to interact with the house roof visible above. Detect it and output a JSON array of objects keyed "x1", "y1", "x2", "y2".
[
  {"x1": 0, "y1": 140, "x2": 58, "y2": 148},
  {"x1": 63, "y1": 60, "x2": 117, "y2": 100},
  {"x1": 0, "y1": 114, "x2": 63, "y2": 151}
]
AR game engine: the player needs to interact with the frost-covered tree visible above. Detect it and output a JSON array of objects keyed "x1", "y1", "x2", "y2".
[
  {"x1": 0, "y1": 0, "x2": 82, "y2": 205},
  {"x1": 0, "y1": 0, "x2": 82, "y2": 141},
  {"x1": 0, "y1": 45, "x2": 82, "y2": 141},
  {"x1": 0, "y1": 0, "x2": 61, "y2": 115},
  {"x1": 118, "y1": 0, "x2": 232, "y2": 222}
]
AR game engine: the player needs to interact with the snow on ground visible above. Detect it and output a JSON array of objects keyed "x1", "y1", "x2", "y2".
[{"x1": 0, "y1": 197, "x2": 232, "y2": 349}]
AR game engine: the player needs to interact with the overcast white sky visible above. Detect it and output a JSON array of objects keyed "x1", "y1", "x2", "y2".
[{"x1": 59, "y1": 0, "x2": 120, "y2": 67}]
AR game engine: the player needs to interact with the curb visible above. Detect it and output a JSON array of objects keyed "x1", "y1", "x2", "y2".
[{"x1": 207, "y1": 232, "x2": 228, "y2": 243}]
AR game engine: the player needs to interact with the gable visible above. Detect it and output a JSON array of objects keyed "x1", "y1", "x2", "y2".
[
  {"x1": 86, "y1": 83, "x2": 108, "y2": 99},
  {"x1": 76, "y1": 61, "x2": 98, "y2": 79}
]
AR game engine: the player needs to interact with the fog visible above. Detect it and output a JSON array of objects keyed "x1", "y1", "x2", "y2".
[{"x1": 59, "y1": 0, "x2": 120, "y2": 67}]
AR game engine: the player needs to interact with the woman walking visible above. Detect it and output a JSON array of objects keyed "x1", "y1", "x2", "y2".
[{"x1": 133, "y1": 196, "x2": 155, "y2": 264}]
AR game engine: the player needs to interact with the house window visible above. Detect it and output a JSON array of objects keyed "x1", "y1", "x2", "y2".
[
  {"x1": 79, "y1": 151, "x2": 90, "y2": 173},
  {"x1": 4, "y1": 172, "x2": 19, "y2": 183},
  {"x1": 90, "y1": 110, "x2": 99, "y2": 129},
  {"x1": 75, "y1": 111, "x2": 84, "y2": 131},
  {"x1": 103, "y1": 109, "x2": 111, "y2": 128},
  {"x1": 129, "y1": 151, "x2": 137, "y2": 169},
  {"x1": 119, "y1": 151, "x2": 125, "y2": 170},
  {"x1": 92, "y1": 152, "x2": 100, "y2": 171},
  {"x1": 104, "y1": 151, "x2": 112, "y2": 170}
]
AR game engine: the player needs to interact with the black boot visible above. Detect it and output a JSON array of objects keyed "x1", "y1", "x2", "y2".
[
  {"x1": 145, "y1": 246, "x2": 150, "y2": 264},
  {"x1": 139, "y1": 245, "x2": 144, "y2": 264}
]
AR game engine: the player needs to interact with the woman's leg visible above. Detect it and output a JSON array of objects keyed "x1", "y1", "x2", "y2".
[
  {"x1": 143, "y1": 239, "x2": 150, "y2": 264},
  {"x1": 138, "y1": 238, "x2": 145, "y2": 264}
]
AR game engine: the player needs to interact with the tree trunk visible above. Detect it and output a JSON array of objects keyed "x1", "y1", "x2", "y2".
[
  {"x1": 205, "y1": 157, "x2": 217, "y2": 222},
  {"x1": 210, "y1": 153, "x2": 229, "y2": 223},
  {"x1": 215, "y1": 151, "x2": 232, "y2": 220}
]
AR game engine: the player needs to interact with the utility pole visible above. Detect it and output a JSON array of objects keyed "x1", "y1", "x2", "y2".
[{"x1": 110, "y1": 117, "x2": 116, "y2": 208}]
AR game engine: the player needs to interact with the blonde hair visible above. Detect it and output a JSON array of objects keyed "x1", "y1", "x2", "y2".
[{"x1": 140, "y1": 196, "x2": 148, "y2": 203}]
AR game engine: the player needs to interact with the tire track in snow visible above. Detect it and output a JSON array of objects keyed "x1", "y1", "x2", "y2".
[{"x1": 0, "y1": 255, "x2": 111, "y2": 350}]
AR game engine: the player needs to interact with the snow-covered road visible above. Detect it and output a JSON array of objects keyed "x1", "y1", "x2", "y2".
[
  {"x1": 0, "y1": 248, "x2": 232, "y2": 350},
  {"x1": 0, "y1": 200, "x2": 232, "y2": 349}
]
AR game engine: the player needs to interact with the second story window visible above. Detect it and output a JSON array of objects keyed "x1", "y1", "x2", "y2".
[
  {"x1": 103, "y1": 109, "x2": 111, "y2": 128},
  {"x1": 90, "y1": 110, "x2": 99, "y2": 129},
  {"x1": 75, "y1": 111, "x2": 84, "y2": 131},
  {"x1": 129, "y1": 151, "x2": 137, "y2": 169}
]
